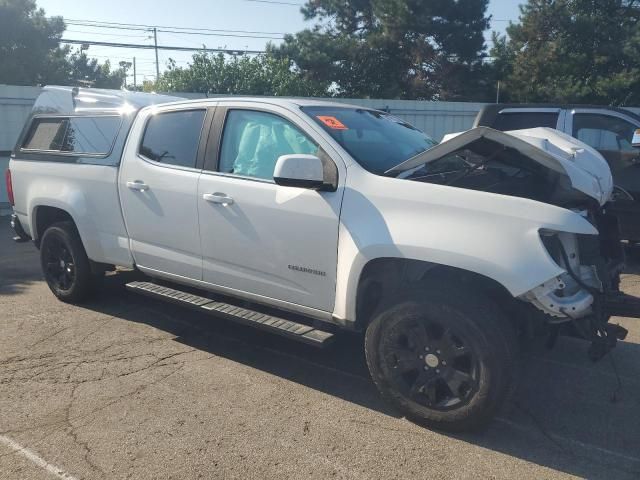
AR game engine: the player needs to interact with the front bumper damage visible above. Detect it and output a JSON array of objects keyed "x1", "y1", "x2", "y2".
[
  {"x1": 525, "y1": 274, "x2": 595, "y2": 319},
  {"x1": 525, "y1": 276, "x2": 633, "y2": 361},
  {"x1": 522, "y1": 221, "x2": 639, "y2": 361}
]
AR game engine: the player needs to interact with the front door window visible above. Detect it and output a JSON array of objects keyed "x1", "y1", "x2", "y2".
[{"x1": 219, "y1": 110, "x2": 319, "y2": 180}]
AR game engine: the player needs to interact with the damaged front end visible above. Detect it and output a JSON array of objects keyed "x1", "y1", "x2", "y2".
[
  {"x1": 524, "y1": 232, "x2": 599, "y2": 320},
  {"x1": 388, "y1": 126, "x2": 640, "y2": 361},
  {"x1": 525, "y1": 220, "x2": 631, "y2": 361}
]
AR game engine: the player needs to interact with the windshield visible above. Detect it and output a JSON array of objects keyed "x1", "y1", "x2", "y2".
[{"x1": 302, "y1": 106, "x2": 438, "y2": 174}]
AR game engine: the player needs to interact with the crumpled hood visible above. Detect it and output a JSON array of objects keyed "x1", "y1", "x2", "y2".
[{"x1": 387, "y1": 127, "x2": 614, "y2": 205}]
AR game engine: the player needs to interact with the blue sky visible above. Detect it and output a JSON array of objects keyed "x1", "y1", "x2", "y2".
[{"x1": 38, "y1": 0, "x2": 523, "y2": 85}]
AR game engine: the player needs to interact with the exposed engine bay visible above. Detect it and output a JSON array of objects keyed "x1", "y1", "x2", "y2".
[{"x1": 401, "y1": 141, "x2": 590, "y2": 208}]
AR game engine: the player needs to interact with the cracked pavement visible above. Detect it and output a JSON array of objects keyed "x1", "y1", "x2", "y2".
[{"x1": 2, "y1": 222, "x2": 640, "y2": 479}]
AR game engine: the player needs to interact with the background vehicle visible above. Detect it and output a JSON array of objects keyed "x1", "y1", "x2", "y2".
[
  {"x1": 6, "y1": 87, "x2": 639, "y2": 432},
  {"x1": 475, "y1": 104, "x2": 640, "y2": 242}
]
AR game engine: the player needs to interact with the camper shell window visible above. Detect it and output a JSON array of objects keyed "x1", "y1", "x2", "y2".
[{"x1": 21, "y1": 115, "x2": 121, "y2": 157}]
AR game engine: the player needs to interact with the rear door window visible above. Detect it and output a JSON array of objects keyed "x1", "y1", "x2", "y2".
[
  {"x1": 139, "y1": 109, "x2": 206, "y2": 168},
  {"x1": 22, "y1": 116, "x2": 121, "y2": 155},
  {"x1": 492, "y1": 112, "x2": 559, "y2": 131}
]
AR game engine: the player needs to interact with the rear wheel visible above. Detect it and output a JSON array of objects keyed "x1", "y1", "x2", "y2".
[
  {"x1": 365, "y1": 283, "x2": 516, "y2": 432},
  {"x1": 40, "y1": 221, "x2": 97, "y2": 303}
]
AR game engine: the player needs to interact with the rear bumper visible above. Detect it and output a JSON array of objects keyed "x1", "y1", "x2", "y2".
[{"x1": 9, "y1": 213, "x2": 30, "y2": 241}]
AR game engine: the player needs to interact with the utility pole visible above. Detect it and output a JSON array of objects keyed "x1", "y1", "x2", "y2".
[
  {"x1": 153, "y1": 28, "x2": 160, "y2": 82},
  {"x1": 133, "y1": 57, "x2": 137, "y2": 90}
]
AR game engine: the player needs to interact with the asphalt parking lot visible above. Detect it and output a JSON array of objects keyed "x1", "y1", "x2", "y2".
[{"x1": 1, "y1": 222, "x2": 640, "y2": 480}]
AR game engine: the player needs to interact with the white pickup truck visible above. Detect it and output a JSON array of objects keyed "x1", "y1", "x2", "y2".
[{"x1": 6, "y1": 86, "x2": 638, "y2": 431}]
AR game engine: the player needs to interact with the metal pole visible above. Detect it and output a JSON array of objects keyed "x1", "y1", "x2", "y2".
[
  {"x1": 496, "y1": 80, "x2": 501, "y2": 104},
  {"x1": 153, "y1": 28, "x2": 160, "y2": 82},
  {"x1": 133, "y1": 57, "x2": 137, "y2": 90}
]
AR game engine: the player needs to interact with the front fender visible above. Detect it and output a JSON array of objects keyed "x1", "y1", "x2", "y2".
[{"x1": 332, "y1": 169, "x2": 597, "y2": 323}]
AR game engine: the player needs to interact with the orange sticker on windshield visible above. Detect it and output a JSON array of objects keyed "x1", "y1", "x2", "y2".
[{"x1": 317, "y1": 115, "x2": 348, "y2": 130}]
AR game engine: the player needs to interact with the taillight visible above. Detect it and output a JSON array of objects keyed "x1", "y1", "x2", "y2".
[{"x1": 5, "y1": 169, "x2": 14, "y2": 206}]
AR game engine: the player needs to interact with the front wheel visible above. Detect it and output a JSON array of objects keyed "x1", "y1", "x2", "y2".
[
  {"x1": 365, "y1": 284, "x2": 516, "y2": 432},
  {"x1": 40, "y1": 221, "x2": 97, "y2": 303}
]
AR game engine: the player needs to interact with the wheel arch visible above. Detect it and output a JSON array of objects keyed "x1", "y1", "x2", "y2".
[
  {"x1": 352, "y1": 257, "x2": 516, "y2": 331},
  {"x1": 32, "y1": 205, "x2": 77, "y2": 245},
  {"x1": 33, "y1": 205, "x2": 114, "y2": 274}
]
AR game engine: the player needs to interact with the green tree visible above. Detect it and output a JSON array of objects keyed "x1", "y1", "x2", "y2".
[
  {"x1": 66, "y1": 50, "x2": 126, "y2": 88},
  {"x1": 0, "y1": 0, "x2": 65, "y2": 85},
  {"x1": 156, "y1": 52, "x2": 328, "y2": 96},
  {"x1": 490, "y1": 0, "x2": 640, "y2": 105},
  {"x1": 271, "y1": 0, "x2": 491, "y2": 100},
  {"x1": 0, "y1": 0, "x2": 125, "y2": 88},
  {"x1": 45, "y1": 49, "x2": 126, "y2": 88}
]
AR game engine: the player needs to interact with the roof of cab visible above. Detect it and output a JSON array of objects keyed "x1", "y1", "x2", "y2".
[{"x1": 146, "y1": 95, "x2": 369, "y2": 111}]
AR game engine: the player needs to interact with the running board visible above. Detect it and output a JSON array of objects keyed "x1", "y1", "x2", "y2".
[{"x1": 125, "y1": 281, "x2": 335, "y2": 347}]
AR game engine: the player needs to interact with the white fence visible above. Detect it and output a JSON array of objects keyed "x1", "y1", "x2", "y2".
[
  {"x1": 317, "y1": 98, "x2": 485, "y2": 141},
  {"x1": 0, "y1": 86, "x2": 41, "y2": 210}
]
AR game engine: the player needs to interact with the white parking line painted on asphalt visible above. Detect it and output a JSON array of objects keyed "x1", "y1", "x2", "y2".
[{"x1": 0, "y1": 434, "x2": 79, "y2": 480}]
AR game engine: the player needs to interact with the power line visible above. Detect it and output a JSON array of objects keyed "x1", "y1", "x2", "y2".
[
  {"x1": 64, "y1": 21, "x2": 151, "y2": 32},
  {"x1": 66, "y1": 29, "x2": 150, "y2": 38},
  {"x1": 61, "y1": 18, "x2": 288, "y2": 35},
  {"x1": 157, "y1": 29, "x2": 283, "y2": 40},
  {"x1": 60, "y1": 39, "x2": 266, "y2": 55},
  {"x1": 65, "y1": 22, "x2": 284, "y2": 39},
  {"x1": 243, "y1": 0, "x2": 305, "y2": 5},
  {"x1": 63, "y1": 16, "x2": 508, "y2": 39}
]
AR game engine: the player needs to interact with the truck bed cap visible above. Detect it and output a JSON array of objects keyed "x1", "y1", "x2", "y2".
[{"x1": 32, "y1": 86, "x2": 184, "y2": 115}]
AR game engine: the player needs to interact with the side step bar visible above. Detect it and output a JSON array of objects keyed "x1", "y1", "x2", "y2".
[{"x1": 125, "y1": 281, "x2": 335, "y2": 347}]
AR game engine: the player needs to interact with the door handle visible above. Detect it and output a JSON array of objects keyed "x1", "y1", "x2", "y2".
[
  {"x1": 203, "y1": 193, "x2": 234, "y2": 205},
  {"x1": 126, "y1": 181, "x2": 149, "y2": 192}
]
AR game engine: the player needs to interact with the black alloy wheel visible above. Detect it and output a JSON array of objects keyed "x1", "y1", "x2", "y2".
[
  {"x1": 365, "y1": 283, "x2": 516, "y2": 432},
  {"x1": 380, "y1": 317, "x2": 479, "y2": 410},
  {"x1": 40, "y1": 221, "x2": 95, "y2": 303},
  {"x1": 43, "y1": 235, "x2": 76, "y2": 292}
]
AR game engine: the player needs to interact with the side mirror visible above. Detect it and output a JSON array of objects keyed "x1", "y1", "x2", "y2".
[
  {"x1": 274, "y1": 154, "x2": 325, "y2": 189},
  {"x1": 632, "y1": 129, "x2": 640, "y2": 149}
]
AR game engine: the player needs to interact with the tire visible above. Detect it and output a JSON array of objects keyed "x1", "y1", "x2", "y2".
[
  {"x1": 365, "y1": 282, "x2": 516, "y2": 432},
  {"x1": 40, "y1": 221, "x2": 96, "y2": 303}
]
